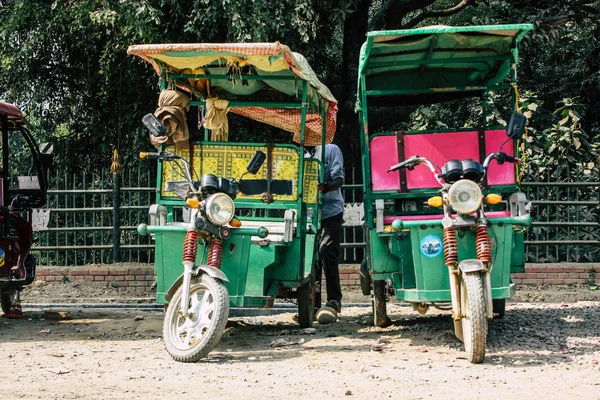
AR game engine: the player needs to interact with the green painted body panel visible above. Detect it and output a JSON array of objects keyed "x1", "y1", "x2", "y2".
[
  {"x1": 370, "y1": 222, "x2": 518, "y2": 302},
  {"x1": 151, "y1": 227, "x2": 316, "y2": 307}
]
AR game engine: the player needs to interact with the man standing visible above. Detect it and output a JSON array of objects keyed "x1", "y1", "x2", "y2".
[{"x1": 313, "y1": 144, "x2": 344, "y2": 324}]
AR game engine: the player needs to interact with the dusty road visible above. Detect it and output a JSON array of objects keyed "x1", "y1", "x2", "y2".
[{"x1": 1, "y1": 297, "x2": 599, "y2": 400}]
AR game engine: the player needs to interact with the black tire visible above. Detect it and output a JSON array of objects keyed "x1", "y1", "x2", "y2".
[
  {"x1": 492, "y1": 299, "x2": 506, "y2": 319},
  {"x1": 460, "y1": 272, "x2": 488, "y2": 364},
  {"x1": 163, "y1": 274, "x2": 229, "y2": 362},
  {"x1": 360, "y1": 259, "x2": 371, "y2": 295},
  {"x1": 297, "y1": 269, "x2": 315, "y2": 328},
  {"x1": 372, "y1": 280, "x2": 391, "y2": 327},
  {"x1": 0, "y1": 288, "x2": 17, "y2": 314}
]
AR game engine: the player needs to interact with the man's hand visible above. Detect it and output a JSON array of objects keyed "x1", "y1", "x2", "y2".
[
  {"x1": 318, "y1": 182, "x2": 329, "y2": 194},
  {"x1": 318, "y1": 177, "x2": 343, "y2": 194}
]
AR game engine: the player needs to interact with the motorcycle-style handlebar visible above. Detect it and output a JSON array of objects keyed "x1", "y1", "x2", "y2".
[
  {"x1": 482, "y1": 152, "x2": 520, "y2": 168},
  {"x1": 387, "y1": 152, "x2": 520, "y2": 186},
  {"x1": 140, "y1": 151, "x2": 194, "y2": 190}
]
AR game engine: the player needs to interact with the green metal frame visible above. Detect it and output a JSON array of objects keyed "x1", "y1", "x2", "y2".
[
  {"x1": 357, "y1": 24, "x2": 533, "y2": 303},
  {"x1": 145, "y1": 67, "x2": 329, "y2": 307}
]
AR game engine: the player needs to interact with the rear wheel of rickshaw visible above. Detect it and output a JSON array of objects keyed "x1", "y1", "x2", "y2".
[
  {"x1": 0, "y1": 287, "x2": 17, "y2": 314},
  {"x1": 163, "y1": 274, "x2": 229, "y2": 362},
  {"x1": 460, "y1": 272, "x2": 487, "y2": 364},
  {"x1": 373, "y1": 280, "x2": 391, "y2": 327},
  {"x1": 492, "y1": 299, "x2": 506, "y2": 319},
  {"x1": 297, "y1": 269, "x2": 316, "y2": 328}
]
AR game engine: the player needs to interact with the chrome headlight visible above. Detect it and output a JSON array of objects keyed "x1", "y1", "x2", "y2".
[
  {"x1": 447, "y1": 179, "x2": 483, "y2": 214},
  {"x1": 204, "y1": 193, "x2": 235, "y2": 226}
]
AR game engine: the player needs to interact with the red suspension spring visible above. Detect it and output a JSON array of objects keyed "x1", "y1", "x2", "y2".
[
  {"x1": 207, "y1": 239, "x2": 223, "y2": 268},
  {"x1": 476, "y1": 225, "x2": 492, "y2": 263},
  {"x1": 182, "y1": 230, "x2": 199, "y2": 263},
  {"x1": 443, "y1": 227, "x2": 458, "y2": 267}
]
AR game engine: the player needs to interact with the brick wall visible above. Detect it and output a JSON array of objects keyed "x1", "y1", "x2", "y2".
[
  {"x1": 35, "y1": 265, "x2": 155, "y2": 294},
  {"x1": 35, "y1": 263, "x2": 600, "y2": 292},
  {"x1": 512, "y1": 263, "x2": 600, "y2": 286}
]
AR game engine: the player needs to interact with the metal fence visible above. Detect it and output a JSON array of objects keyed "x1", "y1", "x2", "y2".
[
  {"x1": 32, "y1": 166, "x2": 156, "y2": 266},
  {"x1": 30, "y1": 163, "x2": 599, "y2": 266},
  {"x1": 522, "y1": 163, "x2": 599, "y2": 263}
]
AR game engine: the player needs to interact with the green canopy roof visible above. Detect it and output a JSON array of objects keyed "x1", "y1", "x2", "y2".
[{"x1": 357, "y1": 24, "x2": 533, "y2": 107}]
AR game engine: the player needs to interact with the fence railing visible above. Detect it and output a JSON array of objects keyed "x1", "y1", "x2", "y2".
[
  {"x1": 32, "y1": 167, "x2": 156, "y2": 266},
  {"x1": 30, "y1": 164, "x2": 599, "y2": 266}
]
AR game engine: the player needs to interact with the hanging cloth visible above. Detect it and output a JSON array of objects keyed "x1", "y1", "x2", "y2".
[
  {"x1": 203, "y1": 98, "x2": 230, "y2": 141},
  {"x1": 152, "y1": 90, "x2": 190, "y2": 150}
]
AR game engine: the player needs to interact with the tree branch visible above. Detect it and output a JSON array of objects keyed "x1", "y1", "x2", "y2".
[
  {"x1": 368, "y1": 0, "x2": 437, "y2": 31},
  {"x1": 403, "y1": 0, "x2": 474, "y2": 29}
]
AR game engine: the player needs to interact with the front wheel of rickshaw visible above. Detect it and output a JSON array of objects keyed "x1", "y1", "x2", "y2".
[
  {"x1": 163, "y1": 274, "x2": 229, "y2": 363},
  {"x1": 0, "y1": 287, "x2": 18, "y2": 314},
  {"x1": 297, "y1": 269, "x2": 316, "y2": 328},
  {"x1": 460, "y1": 272, "x2": 488, "y2": 364}
]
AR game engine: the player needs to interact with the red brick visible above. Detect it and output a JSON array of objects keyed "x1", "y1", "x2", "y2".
[
  {"x1": 93, "y1": 276, "x2": 105, "y2": 281},
  {"x1": 544, "y1": 279, "x2": 565, "y2": 285},
  {"x1": 105, "y1": 276, "x2": 114, "y2": 281},
  {"x1": 547, "y1": 273, "x2": 559, "y2": 279},
  {"x1": 580, "y1": 273, "x2": 591, "y2": 279},
  {"x1": 339, "y1": 274, "x2": 349, "y2": 280},
  {"x1": 544, "y1": 267, "x2": 564, "y2": 273},
  {"x1": 339, "y1": 268, "x2": 358, "y2": 274},
  {"x1": 71, "y1": 270, "x2": 89, "y2": 276},
  {"x1": 109, "y1": 268, "x2": 129, "y2": 276},
  {"x1": 526, "y1": 273, "x2": 547, "y2": 279},
  {"x1": 526, "y1": 267, "x2": 543, "y2": 273},
  {"x1": 129, "y1": 268, "x2": 148, "y2": 275},
  {"x1": 35, "y1": 270, "x2": 49, "y2": 276},
  {"x1": 514, "y1": 273, "x2": 527, "y2": 279},
  {"x1": 145, "y1": 275, "x2": 155, "y2": 281},
  {"x1": 125, "y1": 276, "x2": 135, "y2": 281},
  {"x1": 135, "y1": 275, "x2": 146, "y2": 281},
  {"x1": 72, "y1": 276, "x2": 84, "y2": 281},
  {"x1": 568, "y1": 273, "x2": 581, "y2": 279},
  {"x1": 113, "y1": 276, "x2": 125, "y2": 281},
  {"x1": 512, "y1": 279, "x2": 522, "y2": 284},
  {"x1": 90, "y1": 269, "x2": 109, "y2": 276},
  {"x1": 569, "y1": 267, "x2": 586, "y2": 273}
]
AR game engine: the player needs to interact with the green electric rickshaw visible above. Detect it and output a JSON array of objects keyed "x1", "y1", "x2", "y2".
[
  {"x1": 130, "y1": 43, "x2": 337, "y2": 362},
  {"x1": 357, "y1": 25, "x2": 533, "y2": 363}
]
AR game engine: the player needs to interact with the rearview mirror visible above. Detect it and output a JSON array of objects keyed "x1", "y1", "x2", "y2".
[
  {"x1": 507, "y1": 112, "x2": 527, "y2": 140},
  {"x1": 246, "y1": 151, "x2": 266, "y2": 175},
  {"x1": 39, "y1": 142, "x2": 54, "y2": 156},
  {"x1": 142, "y1": 113, "x2": 167, "y2": 137},
  {"x1": 38, "y1": 142, "x2": 54, "y2": 167}
]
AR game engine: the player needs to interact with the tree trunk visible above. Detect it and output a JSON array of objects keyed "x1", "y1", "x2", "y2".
[{"x1": 337, "y1": 0, "x2": 371, "y2": 173}]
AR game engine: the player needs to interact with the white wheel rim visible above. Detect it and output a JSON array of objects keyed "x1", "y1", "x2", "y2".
[{"x1": 170, "y1": 284, "x2": 216, "y2": 351}]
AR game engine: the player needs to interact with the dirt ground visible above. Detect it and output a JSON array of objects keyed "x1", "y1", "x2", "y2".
[{"x1": 1, "y1": 283, "x2": 599, "y2": 400}]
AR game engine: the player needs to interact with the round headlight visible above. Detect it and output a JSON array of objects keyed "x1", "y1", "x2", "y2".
[
  {"x1": 447, "y1": 179, "x2": 483, "y2": 214},
  {"x1": 204, "y1": 193, "x2": 235, "y2": 226}
]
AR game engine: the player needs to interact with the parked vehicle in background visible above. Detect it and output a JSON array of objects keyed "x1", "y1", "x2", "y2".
[{"x1": 0, "y1": 102, "x2": 53, "y2": 317}]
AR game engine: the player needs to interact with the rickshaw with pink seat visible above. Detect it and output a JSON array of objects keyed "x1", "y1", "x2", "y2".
[{"x1": 357, "y1": 24, "x2": 533, "y2": 363}]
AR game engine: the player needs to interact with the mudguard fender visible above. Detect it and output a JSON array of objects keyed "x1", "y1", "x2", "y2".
[
  {"x1": 458, "y1": 259, "x2": 485, "y2": 273},
  {"x1": 165, "y1": 266, "x2": 229, "y2": 301}
]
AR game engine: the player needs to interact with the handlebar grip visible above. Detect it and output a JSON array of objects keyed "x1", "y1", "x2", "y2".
[
  {"x1": 496, "y1": 152, "x2": 520, "y2": 164},
  {"x1": 504, "y1": 154, "x2": 520, "y2": 164},
  {"x1": 139, "y1": 152, "x2": 161, "y2": 160}
]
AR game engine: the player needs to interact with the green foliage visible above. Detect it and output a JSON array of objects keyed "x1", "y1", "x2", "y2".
[{"x1": 0, "y1": 0, "x2": 344, "y2": 173}]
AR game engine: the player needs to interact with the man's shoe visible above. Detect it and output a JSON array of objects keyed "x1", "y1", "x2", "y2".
[{"x1": 316, "y1": 300, "x2": 341, "y2": 324}]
